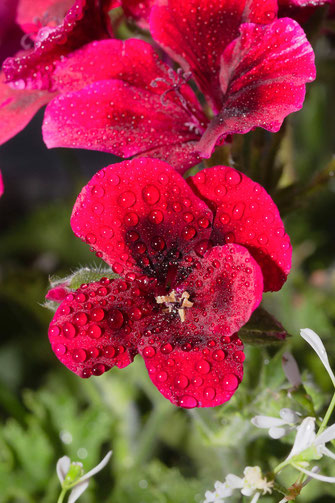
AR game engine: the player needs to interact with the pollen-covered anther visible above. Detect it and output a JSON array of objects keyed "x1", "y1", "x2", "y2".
[{"x1": 155, "y1": 289, "x2": 193, "y2": 322}]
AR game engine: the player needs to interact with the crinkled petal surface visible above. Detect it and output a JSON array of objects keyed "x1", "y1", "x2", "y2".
[
  {"x1": 188, "y1": 166, "x2": 292, "y2": 291},
  {"x1": 150, "y1": 0, "x2": 278, "y2": 111},
  {"x1": 0, "y1": 71, "x2": 52, "y2": 145},
  {"x1": 3, "y1": 0, "x2": 110, "y2": 91},
  {"x1": 49, "y1": 278, "x2": 157, "y2": 377},
  {"x1": 43, "y1": 39, "x2": 206, "y2": 169},
  {"x1": 70, "y1": 158, "x2": 213, "y2": 281},
  {"x1": 197, "y1": 18, "x2": 316, "y2": 158},
  {"x1": 16, "y1": 0, "x2": 73, "y2": 34}
]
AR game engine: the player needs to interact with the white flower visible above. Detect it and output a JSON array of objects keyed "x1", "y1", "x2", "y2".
[
  {"x1": 251, "y1": 408, "x2": 300, "y2": 439},
  {"x1": 284, "y1": 417, "x2": 335, "y2": 482},
  {"x1": 226, "y1": 466, "x2": 273, "y2": 503},
  {"x1": 300, "y1": 329, "x2": 335, "y2": 387},
  {"x1": 282, "y1": 352, "x2": 301, "y2": 388},
  {"x1": 203, "y1": 481, "x2": 233, "y2": 503},
  {"x1": 57, "y1": 451, "x2": 112, "y2": 503}
]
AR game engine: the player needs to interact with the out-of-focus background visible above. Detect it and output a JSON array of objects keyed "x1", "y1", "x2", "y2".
[{"x1": 1, "y1": 17, "x2": 335, "y2": 503}]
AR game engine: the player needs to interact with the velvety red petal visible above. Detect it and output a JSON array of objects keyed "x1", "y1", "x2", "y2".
[
  {"x1": 0, "y1": 71, "x2": 52, "y2": 145},
  {"x1": 3, "y1": 0, "x2": 110, "y2": 91},
  {"x1": 16, "y1": 0, "x2": 73, "y2": 34},
  {"x1": 70, "y1": 158, "x2": 212, "y2": 280},
  {"x1": 42, "y1": 80, "x2": 202, "y2": 166},
  {"x1": 197, "y1": 18, "x2": 316, "y2": 158},
  {"x1": 150, "y1": 0, "x2": 278, "y2": 112},
  {"x1": 188, "y1": 166, "x2": 292, "y2": 292},
  {"x1": 49, "y1": 278, "x2": 156, "y2": 377}
]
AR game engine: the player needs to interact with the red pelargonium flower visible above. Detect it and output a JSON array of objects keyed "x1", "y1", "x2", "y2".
[
  {"x1": 42, "y1": 0, "x2": 315, "y2": 172},
  {"x1": 278, "y1": 0, "x2": 334, "y2": 22},
  {"x1": 0, "y1": 0, "x2": 113, "y2": 145},
  {"x1": 48, "y1": 158, "x2": 291, "y2": 408}
]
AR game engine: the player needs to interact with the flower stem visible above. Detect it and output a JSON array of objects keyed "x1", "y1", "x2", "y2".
[
  {"x1": 317, "y1": 391, "x2": 335, "y2": 435},
  {"x1": 57, "y1": 488, "x2": 67, "y2": 503}
]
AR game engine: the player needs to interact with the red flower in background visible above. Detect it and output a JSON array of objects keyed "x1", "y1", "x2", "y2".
[
  {"x1": 0, "y1": 0, "x2": 113, "y2": 145},
  {"x1": 278, "y1": 0, "x2": 335, "y2": 23},
  {"x1": 41, "y1": 0, "x2": 316, "y2": 172},
  {"x1": 48, "y1": 159, "x2": 292, "y2": 408}
]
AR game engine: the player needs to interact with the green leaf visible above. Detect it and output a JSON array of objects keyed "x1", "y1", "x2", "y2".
[{"x1": 239, "y1": 306, "x2": 290, "y2": 346}]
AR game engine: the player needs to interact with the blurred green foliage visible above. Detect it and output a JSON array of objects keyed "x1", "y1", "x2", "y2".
[{"x1": 1, "y1": 16, "x2": 335, "y2": 503}]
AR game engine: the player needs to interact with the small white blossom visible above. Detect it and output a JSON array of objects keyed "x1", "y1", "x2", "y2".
[
  {"x1": 284, "y1": 417, "x2": 335, "y2": 482},
  {"x1": 300, "y1": 329, "x2": 335, "y2": 387},
  {"x1": 57, "y1": 451, "x2": 112, "y2": 503},
  {"x1": 251, "y1": 408, "x2": 300, "y2": 439},
  {"x1": 204, "y1": 481, "x2": 233, "y2": 503}
]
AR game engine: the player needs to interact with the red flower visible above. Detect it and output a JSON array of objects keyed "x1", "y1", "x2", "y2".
[
  {"x1": 41, "y1": 0, "x2": 316, "y2": 172},
  {"x1": 0, "y1": 0, "x2": 113, "y2": 145},
  {"x1": 278, "y1": 0, "x2": 334, "y2": 23},
  {"x1": 48, "y1": 158, "x2": 291, "y2": 408}
]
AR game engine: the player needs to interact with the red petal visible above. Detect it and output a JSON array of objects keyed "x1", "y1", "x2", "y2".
[
  {"x1": 197, "y1": 19, "x2": 316, "y2": 158},
  {"x1": 49, "y1": 278, "x2": 156, "y2": 377},
  {"x1": 70, "y1": 158, "x2": 212, "y2": 280},
  {"x1": 139, "y1": 332, "x2": 245, "y2": 408},
  {"x1": 0, "y1": 71, "x2": 52, "y2": 145},
  {"x1": 134, "y1": 141, "x2": 202, "y2": 174},
  {"x1": 0, "y1": 170, "x2": 4, "y2": 197},
  {"x1": 121, "y1": 0, "x2": 158, "y2": 28},
  {"x1": 150, "y1": 0, "x2": 278, "y2": 112},
  {"x1": 16, "y1": 0, "x2": 73, "y2": 34},
  {"x1": 46, "y1": 285, "x2": 70, "y2": 302},
  {"x1": 3, "y1": 0, "x2": 110, "y2": 91},
  {"x1": 188, "y1": 166, "x2": 292, "y2": 291}
]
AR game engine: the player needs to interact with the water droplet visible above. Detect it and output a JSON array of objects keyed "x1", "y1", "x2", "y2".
[
  {"x1": 129, "y1": 307, "x2": 142, "y2": 320},
  {"x1": 175, "y1": 374, "x2": 189, "y2": 389},
  {"x1": 179, "y1": 395, "x2": 198, "y2": 408},
  {"x1": 118, "y1": 191, "x2": 136, "y2": 207},
  {"x1": 92, "y1": 364, "x2": 105, "y2": 375},
  {"x1": 112, "y1": 263, "x2": 124, "y2": 274},
  {"x1": 91, "y1": 185, "x2": 105, "y2": 198},
  {"x1": 204, "y1": 387, "x2": 216, "y2": 400},
  {"x1": 88, "y1": 324, "x2": 102, "y2": 339},
  {"x1": 75, "y1": 293, "x2": 86, "y2": 303},
  {"x1": 53, "y1": 343, "x2": 66, "y2": 356},
  {"x1": 222, "y1": 374, "x2": 239, "y2": 391},
  {"x1": 93, "y1": 202, "x2": 104, "y2": 215},
  {"x1": 109, "y1": 173, "x2": 120, "y2": 185},
  {"x1": 198, "y1": 217, "x2": 210, "y2": 228},
  {"x1": 103, "y1": 346, "x2": 115, "y2": 358},
  {"x1": 161, "y1": 343, "x2": 173, "y2": 354},
  {"x1": 194, "y1": 171, "x2": 206, "y2": 184},
  {"x1": 232, "y1": 202, "x2": 245, "y2": 220},
  {"x1": 91, "y1": 308, "x2": 105, "y2": 322},
  {"x1": 74, "y1": 312, "x2": 88, "y2": 326},
  {"x1": 195, "y1": 360, "x2": 211, "y2": 374},
  {"x1": 142, "y1": 184, "x2": 160, "y2": 205},
  {"x1": 191, "y1": 376, "x2": 203, "y2": 387},
  {"x1": 157, "y1": 371, "x2": 168, "y2": 382},
  {"x1": 225, "y1": 232, "x2": 235, "y2": 243},
  {"x1": 97, "y1": 287, "x2": 108, "y2": 296},
  {"x1": 212, "y1": 349, "x2": 225, "y2": 361},
  {"x1": 143, "y1": 346, "x2": 155, "y2": 358},
  {"x1": 233, "y1": 351, "x2": 245, "y2": 363},
  {"x1": 183, "y1": 212, "x2": 194, "y2": 223},
  {"x1": 182, "y1": 226, "x2": 197, "y2": 241},
  {"x1": 72, "y1": 348, "x2": 87, "y2": 362},
  {"x1": 63, "y1": 322, "x2": 76, "y2": 339},
  {"x1": 151, "y1": 236, "x2": 166, "y2": 251},
  {"x1": 258, "y1": 234, "x2": 268, "y2": 245},
  {"x1": 107, "y1": 309, "x2": 124, "y2": 329},
  {"x1": 82, "y1": 368, "x2": 92, "y2": 378},
  {"x1": 148, "y1": 209, "x2": 164, "y2": 224},
  {"x1": 86, "y1": 233, "x2": 97, "y2": 244},
  {"x1": 225, "y1": 168, "x2": 242, "y2": 185},
  {"x1": 124, "y1": 212, "x2": 139, "y2": 226},
  {"x1": 100, "y1": 227, "x2": 113, "y2": 239},
  {"x1": 49, "y1": 325, "x2": 60, "y2": 337}
]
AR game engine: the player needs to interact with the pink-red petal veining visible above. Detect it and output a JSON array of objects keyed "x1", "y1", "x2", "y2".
[
  {"x1": 197, "y1": 18, "x2": 316, "y2": 158},
  {"x1": 150, "y1": 0, "x2": 278, "y2": 112},
  {"x1": 188, "y1": 166, "x2": 292, "y2": 292}
]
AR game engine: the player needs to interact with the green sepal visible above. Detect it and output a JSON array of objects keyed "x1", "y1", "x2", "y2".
[{"x1": 239, "y1": 306, "x2": 290, "y2": 346}]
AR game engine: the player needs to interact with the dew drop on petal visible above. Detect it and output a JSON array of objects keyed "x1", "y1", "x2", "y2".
[
  {"x1": 142, "y1": 184, "x2": 160, "y2": 205},
  {"x1": 63, "y1": 322, "x2": 76, "y2": 339},
  {"x1": 222, "y1": 374, "x2": 239, "y2": 391},
  {"x1": 195, "y1": 360, "x2": 211, "y2": 374},
  {"x1": 179, "y1": 395, "x2": 198, "y2": 408},
  {"x1": 175, "y1": 374, "x2": 189, "y2": 389},
  {"x1": 107, "y1": 308, "x2": 124, "y2": 329}
]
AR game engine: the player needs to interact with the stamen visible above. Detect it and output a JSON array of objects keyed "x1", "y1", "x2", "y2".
[{"x1": 155, "y1": 290, "x2": 193, "y2": 322}]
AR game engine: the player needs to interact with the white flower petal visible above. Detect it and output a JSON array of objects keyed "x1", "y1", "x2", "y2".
[
  {"x1": 300, "y1": 329, "x2": 335, "y2": 387},
  {"x1": 214, "y1": 481, "x2": 233, "y2": 498},
  {"x1": 315, "y1": 424, "x2": 335, "y2": 446},
  {"x1": 319, "y1": 446, "x2": 335, "y2": 461},
  {"x1": 269, "y1": 426, "x2": 287, "y2": 439},
  {"x1": 287, "y1": 417, "x2": 316, "y2": 459},
  {"x1": 293, "y1": 464, "x2": 335, "y2": 483},
  {"x1": 241, "y1": 487, "x2": 254, "y2": 496},
  {"x1": 204, "y1": 490, "x2": 216, "y2": 503},
  {"x1": 251, "y1": 416, "x2": 287, "y2": 429},
  {"x1": 79, "y1": 451, "x2": 112, "y2": 483},
  {"x1": 282, "y1": 353, "x2": 301, "y2": 387},
  {"x1": 68, "y1": 480, "x2": 90, "y2": 503},
  {"x1": 250, "y1": 492, "x2": 261, "y2": 503},
  {"x1": 225, "y1": 474, "x2": 244, "y2": 489},
  {"x1": 280, "y1": 408, "x2": 299, "y2": 424},
  {"x1": 56, "y1": 456, "x2": 71, "y2": 484}
]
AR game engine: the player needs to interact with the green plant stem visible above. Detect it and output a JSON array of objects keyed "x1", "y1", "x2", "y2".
[
  {"x1": 317, "y1": 391, "x2": 335, "y2": 435},
  {"x1": 57, "y1": 488, "x2": 68, "y2": 503}
]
